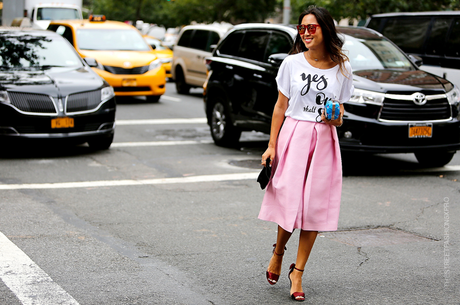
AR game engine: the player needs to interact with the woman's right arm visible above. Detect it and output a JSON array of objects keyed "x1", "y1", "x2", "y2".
[{"x1": 261, "y1": 91, "x2": 289, "y2": 166}]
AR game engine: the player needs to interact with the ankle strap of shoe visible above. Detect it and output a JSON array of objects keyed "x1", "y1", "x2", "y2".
[{"x1": 294, "y1": 267, "x2": 304, "y2": 272}]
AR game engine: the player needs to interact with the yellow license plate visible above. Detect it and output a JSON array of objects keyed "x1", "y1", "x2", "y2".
[
  {"x1": 122, "y1": 79, "x2": 137, "y2": 87},
  {"x1": 409, "y1": 124, "x2": 432, "y2": 138},
  {"x1": 51, "y1": 117, "x2": 74, "y2": 129}
]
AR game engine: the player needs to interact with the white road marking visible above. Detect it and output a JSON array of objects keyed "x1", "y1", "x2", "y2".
[
  {"x1": 116, "y1": 118, "x2": 207, "y2": 125},
  {"x1": 160, "y1": 95, "x2": 182, "y2": 102},
  {"x1": 401, "y1": 165, "x2": 460, "y2": 172},
  {"x1": 0, "y1": 232, "x2": 80, "y2": 305},
  {"x1": 0, "y1": 172, "x2": 259, "y2": 190},
  {"x1": 111, "y1": 140, "x2": 213, "y2": 147}
]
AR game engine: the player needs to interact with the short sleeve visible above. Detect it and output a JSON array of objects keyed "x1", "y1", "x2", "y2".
[
  {"x1": 275, "y1": 56, "x2": 291, "y2": 99},
  {"x1": 338, "y1": 61, "x2": 354, "y2": 103}
]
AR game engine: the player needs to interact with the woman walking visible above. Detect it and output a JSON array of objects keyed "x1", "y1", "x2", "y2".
[{"x1": 258, "y1": 6, "x2": 354, "y2": 302}]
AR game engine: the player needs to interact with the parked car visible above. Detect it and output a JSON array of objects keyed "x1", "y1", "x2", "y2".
[
  {"x1": 172, "y1": 23, "x2": 232, "y2": 94},
  {"x1": 365, "y1": 11, "x2": 460, "y2": 89},
  {"x1": 48, "y1": 15, "x2": 166, "y2": 103},
  {"x1": 204, "y1": 24, "x2": 460, "y2": 166},
  {"x1": 143, "y1": 35, "x2": 173, "y2": 79},
  {"x1": 0, "y1": 27, "x2": 116, "y2": 149}
]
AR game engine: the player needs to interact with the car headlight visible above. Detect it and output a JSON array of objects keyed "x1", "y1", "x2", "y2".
[
  {"x1": 149, "y1": 59, "x2": 162, "y2": 71},
  {"x1": 446, "y1": 85, "x2": 460, "y2": 105},
  {"x1": 101, "y1": 86, "x2": 115, "y2": 102},
  {"x1": 0, "y1": 91, "x2": 10, "y2": 104},
  {"x1": 348, "y1": 89, "x2": 385, "y2": 105},
  {"x1": 159, "y1": 58, "x2": 172, "y2": 64}
]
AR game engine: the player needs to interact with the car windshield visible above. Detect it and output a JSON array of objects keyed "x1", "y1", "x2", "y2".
[
  {"x1": 77, "y1": 29, "x2": 151, "y2": 51},
  {"x1": 0, "y1": 33, "x2": 83, "y2": 69},
  {"x1": 343, "y1": 35, "x2": 414, "y2": 71},
  {"x1": 36, "y1": 8, "x2": 80, "y2": 20}
]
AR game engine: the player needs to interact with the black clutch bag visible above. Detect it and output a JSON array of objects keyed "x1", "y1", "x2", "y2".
[{"x1": 257, "y1": 157, "x2": 272, "y2": 190}]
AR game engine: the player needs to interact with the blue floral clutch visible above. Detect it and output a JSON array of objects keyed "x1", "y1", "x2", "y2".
[{"x1": 325, "y1": 100, "x2": 340, "y2": 120}]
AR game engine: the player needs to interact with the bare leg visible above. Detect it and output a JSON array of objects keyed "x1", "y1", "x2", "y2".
[
  {"x1": 267, "y1": 226, "x2": 292, "y2": 277},
  {"x1": 289, "y1": 230, "x2": 318, "y2": 295}
]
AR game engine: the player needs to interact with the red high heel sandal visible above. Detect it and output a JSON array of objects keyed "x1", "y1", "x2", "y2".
[
  {"x1": 288, "y1": 263, "x2": 305, "y2": 302},
  {"x1": 266, "y1": 244, "x2": 286, "y2": 285}
]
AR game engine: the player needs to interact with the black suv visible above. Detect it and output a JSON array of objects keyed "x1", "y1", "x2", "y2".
[{"x1": 204, "y1": 24, "x2": 460, "y2": 166}]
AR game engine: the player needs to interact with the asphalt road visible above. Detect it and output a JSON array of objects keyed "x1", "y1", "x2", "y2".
[{"x1": 0, "y1": 82, "x2": 458, "y2": 305}]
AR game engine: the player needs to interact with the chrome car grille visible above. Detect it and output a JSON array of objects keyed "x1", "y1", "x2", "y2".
[
  {"x1": 8, "y1": 92, "x2": 56, "y2": 114},
  {"x1": 379, "y1": 95, "x2": 451, "y2": 121},
  {"x1": 66, "y1": 90, "x2": 102, "y2": 113},
  {"x1": 103, "y1": 65, "x2": 150, "y2": 75}
]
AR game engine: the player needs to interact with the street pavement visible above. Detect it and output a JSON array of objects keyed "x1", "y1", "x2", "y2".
[{"x1": 0, "y1": 82, "x2": 458, "y2": 304}]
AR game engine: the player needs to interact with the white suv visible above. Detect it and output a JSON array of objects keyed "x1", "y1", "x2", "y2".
[{"x1": 172, "y1": 23, "x2": 232, "y2": 94}]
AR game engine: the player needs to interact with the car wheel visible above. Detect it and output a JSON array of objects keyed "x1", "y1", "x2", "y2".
[
  {"x1": 87, "y1": 134, "x2": 114, "y2": 150},
  {"x1": 146, "y1": 95, "x2": 160, "y2": 103},
  {"x1": 414, "y1": 151, "x2": 455, "y2": 167},
  {"x1": 175, "y1": 67, "x2": 190, "y2": 94},
  {"x1": 210, "y1": 99, "x2": 241, "y2": 147}
]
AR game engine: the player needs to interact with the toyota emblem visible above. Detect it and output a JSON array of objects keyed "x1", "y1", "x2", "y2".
[{"x1": 412, "y1": 92, "x2": 427, "y2": 105}]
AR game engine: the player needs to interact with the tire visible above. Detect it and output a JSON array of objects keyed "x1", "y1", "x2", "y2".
[
  {"x1": 210, "y1": 98, "x2": 241, "y2": 147},
  {"x1": 87, "y1": 134, "x2": 114, "y2": 150},
  {"x1": 146, "y1": 95, "x2": 160, "y2": 103},
  {"x1": 414, "y1": 151, "x2": 455, "y2": 167},
  {"x1": 175, "y1": 67, "x2": 190, "y2": 94}
]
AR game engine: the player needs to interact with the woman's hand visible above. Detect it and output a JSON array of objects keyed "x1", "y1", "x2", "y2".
[{"x1": 262, "y1": 147, "x2": 275, "y2": 166}]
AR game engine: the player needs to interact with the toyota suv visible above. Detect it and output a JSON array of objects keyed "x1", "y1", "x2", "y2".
[{"x1": 204, "y1": 24, "x2": 460, "y2": 167}]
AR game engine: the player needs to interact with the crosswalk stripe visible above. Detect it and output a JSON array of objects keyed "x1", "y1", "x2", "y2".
[
  {"x1": 0, "y1": 172, "x2": 259, "y2": 190},
  {"x1": 0, "y1": 232, "x2": 80, "y2": 305},
  {"x1": 116, "y1": 118, "x2": 207, "y2": 125},
  {"x1": 111, "y1": 140, "x2": 213, "y2": 147}
]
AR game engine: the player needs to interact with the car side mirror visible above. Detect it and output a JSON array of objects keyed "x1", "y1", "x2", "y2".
[
  {"x1": 408, "y1": 54, "x2": 423, "y2": 67},
  {"x1": 150, "y1": 44, "x2": 156, "y2": 50},
  {"x1": 268, "y1": 53, "x2": 289, "y2": 66},
  {"x1": 84, "y1": 57, "x2": 99, "y2": 68},
  {"x1": 210, "y1": 44, "x2": 218, "y2": 52}
]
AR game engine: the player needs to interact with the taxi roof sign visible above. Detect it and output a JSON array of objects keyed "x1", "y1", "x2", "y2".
[{"x1": 89, "y1": 15, "x2": 106, "y2": 22}]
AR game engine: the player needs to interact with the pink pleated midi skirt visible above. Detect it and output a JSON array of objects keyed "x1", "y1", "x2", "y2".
[{"x1": 258, "y1": 116, "x2": 342, "y2": 232}]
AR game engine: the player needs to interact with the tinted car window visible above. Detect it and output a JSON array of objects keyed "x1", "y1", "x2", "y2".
[
  {"x1": 382, "y1": 17, "x2": 431, "y2": 53},
  {"x1": 426, "y1": 18, "x2": 452, "y2": 56},
  {"x1": 0, "y1": 34, "x2": 82, "y2": 68},
  {"x1": 177, "y1": 29, "x2": 193, "y2": 47},
  {"x1": 207, "y1": 31, "x2": 220, "y2": 52},
  {"x1": 238, "y1": 31, "x2": 269, "y2": 62},
  {"x1": 190, "y1": 30, "x2": 209, "y2": 51},
  {"x1": 265, "y1": 32, "x2": 292, "y2": 61},
  {"x1": 446, "y1": 18, "x2": 460, "y2": 57},
  {"x1": 218, "y1": 31, "x2": 244, "y2": 56}
]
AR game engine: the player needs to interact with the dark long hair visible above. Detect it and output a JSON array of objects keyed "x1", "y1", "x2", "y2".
[{"x1": 290, "y1": 6, "x2": 350, "y2": 76}]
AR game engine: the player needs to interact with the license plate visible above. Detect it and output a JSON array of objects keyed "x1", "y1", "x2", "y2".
[
  {"x1": 409, "y1": 123, "x2": 432, "y2": 138},
  {"x1": 122, "y1": 79, "x2": 137, "y2": 87},
  {"x1": 51, "y1": 117, "x2": 74, "y2": 129}
]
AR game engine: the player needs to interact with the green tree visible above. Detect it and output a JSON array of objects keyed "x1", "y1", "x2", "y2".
[
  {"x1": 288, "y1": 0, "x2": 460, "y2": 24},
  {"x1": 88, "y1": 0, "x2": 459, "y2": 27}
]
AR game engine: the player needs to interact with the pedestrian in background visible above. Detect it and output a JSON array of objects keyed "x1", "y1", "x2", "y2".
[{"x1": 258, "y1": 6, "x2": 354, "y2": 302}]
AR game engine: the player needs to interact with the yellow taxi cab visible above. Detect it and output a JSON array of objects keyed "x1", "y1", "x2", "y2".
[
  {"x1": 143, "y1": 35, "x2": 173, "y2": 79},
  {"x1": 48, "y1": 15, "x2": 166, "y2": 102}
]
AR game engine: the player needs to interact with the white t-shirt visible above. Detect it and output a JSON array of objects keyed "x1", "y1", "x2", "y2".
[{"x1": 276, "y1": 52, "x2": 354, "y2": 123}]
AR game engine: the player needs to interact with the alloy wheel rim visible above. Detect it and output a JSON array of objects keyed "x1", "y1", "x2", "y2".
[{"x1": 211, "y1": 103, "x2": 226, "y2": 139}]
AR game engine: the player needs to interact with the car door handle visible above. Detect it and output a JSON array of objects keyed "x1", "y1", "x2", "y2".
[
  {"x1": 225, "y1": 65, "x2": 233, "y2": 70},
  {"x1": 254, "y1": 74, "x2": 262, "y2": 78}
]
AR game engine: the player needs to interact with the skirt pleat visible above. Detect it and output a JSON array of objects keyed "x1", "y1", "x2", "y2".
[{"x1": 258, "y1": 116, "x2": 342, "y2": 232}]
